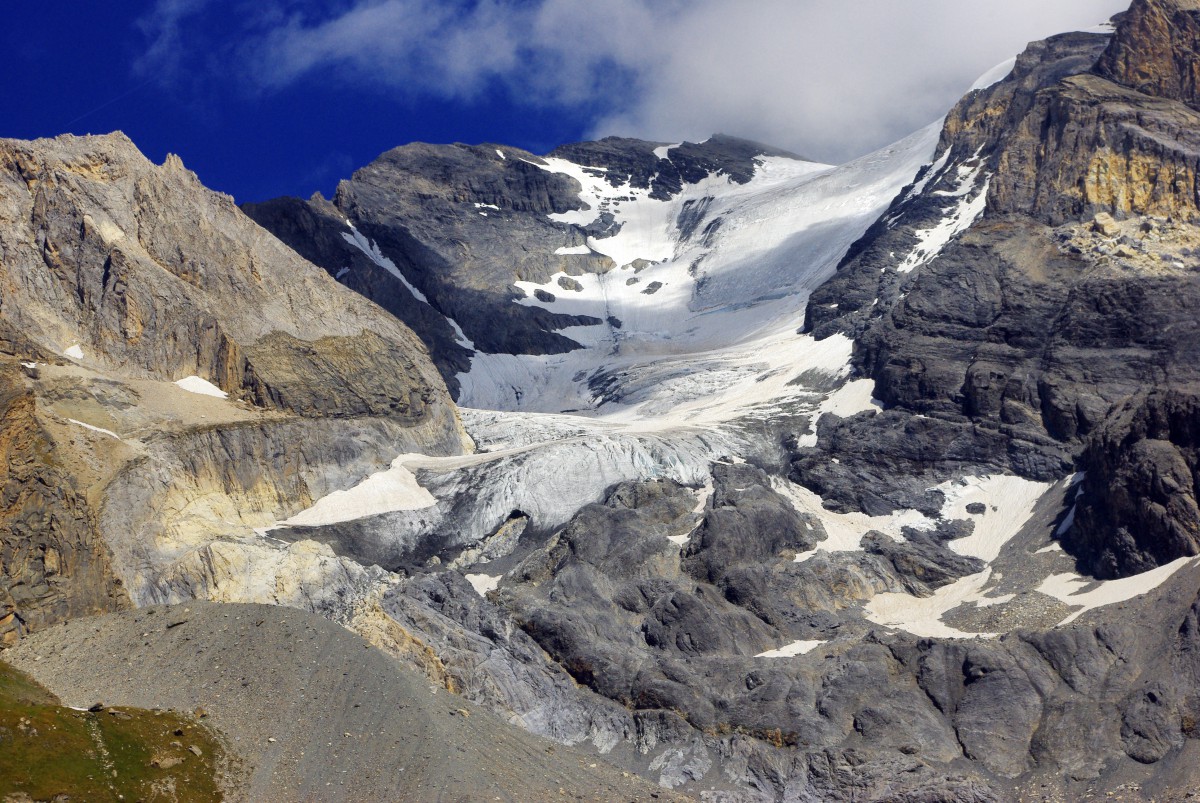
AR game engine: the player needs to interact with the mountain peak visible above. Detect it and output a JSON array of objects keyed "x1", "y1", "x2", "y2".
[{"x1": 1095, "y1": 0, "x2": 1200, "y2": 109}]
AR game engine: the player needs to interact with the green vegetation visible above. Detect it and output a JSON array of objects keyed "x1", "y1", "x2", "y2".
[{"x1": 0, "y1": 660, "x2": 225, "y2": 802}]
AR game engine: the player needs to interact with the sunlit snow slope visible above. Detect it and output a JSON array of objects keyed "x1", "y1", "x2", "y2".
[{"x1": 458, "y1": 124, "x2": 941, "y2": 418}]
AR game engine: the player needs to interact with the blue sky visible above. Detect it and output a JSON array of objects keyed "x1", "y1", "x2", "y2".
[{"x1": 2, "y1": 1, "x2": 1125, "y2": 203}]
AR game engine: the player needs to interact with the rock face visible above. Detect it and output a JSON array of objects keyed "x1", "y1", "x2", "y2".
[
  {"x1": 0, "y1": 135, "x2": 451, "y2": 420},
  {"x1": 0, "y1": 133, "x2": 466, "y2": 643},
  {"x1": 1096, "y1": 0, "x2": 1200, "y2": 111},
  {"x1": 0, "y1": 363, "x2": 126, "y2": 646},
  {"x1": 1069, "y1": 389, "x2": 1200, "y2": 578},
  {"x1": 798, "y1": 9, "x2": 1200, "y2": 574},
  {"x1": 371, "y1": 472, "x2": 1200, "y2": 800}
]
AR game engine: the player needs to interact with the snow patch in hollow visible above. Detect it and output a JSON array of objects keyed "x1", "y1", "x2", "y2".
[
  {"x1": 175, "y1": 376, "x2": 228, "y2": 399},
  {"x1": 795, "y1": 378, "x2": 881, "y2": 447},
  {"x1": 653, "y1": 143, "x2": 680, "y2": 160},
  {"x1": 1038, "y1": 558, "x2": 1198, "y2": 626},
  {"x1": 465, "y1": 573, "x2": 501, "y2": 596},
  {"x1": 776, "y1": 478, "x2": 936, "y2": 561},
  {"x1": 860, "y1": 475, "x2": 1054, "y2": 638},
  {"x1": 283, "y1": 454, "x2": 436, "y2": 528},
  {"x1": 756, "y1": 640, "x2": 825, "y2": 658},
  {"x1": 865, "y1": 569, "x2": 1005, "y2": 639},
  {"x1": 64, "y1": 344, "x2": 84, "y2": 360},
  {"x1": 554, "y1": 245, "x2": 593, "y2": 255},
  {"x1": 939, "y1": 475, "x2": 1054, "y2": 562},
  {"x1": 691, "y1": 475, "x2": 715, "y2": 515}
]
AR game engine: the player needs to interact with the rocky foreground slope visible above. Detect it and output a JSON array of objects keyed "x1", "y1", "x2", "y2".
[{"x1": 7, "y1": 601, "x2": 679, "y2": 802}]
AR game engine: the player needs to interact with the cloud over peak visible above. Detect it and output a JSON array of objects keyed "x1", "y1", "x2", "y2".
[{"x1": 138, "y1": 0, "x2": 1126, "y2": 163}]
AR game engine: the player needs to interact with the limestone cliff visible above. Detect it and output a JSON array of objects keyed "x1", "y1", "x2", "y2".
[
  {"x1": 0, "y1": 133, "x2": 468, "y2": 643},
  {"x1": 0, "y1": 362, "x2": 126, "y2": 646},
  {"x1": 0, "y1": 134, "x2": 453, "y2": 419}
]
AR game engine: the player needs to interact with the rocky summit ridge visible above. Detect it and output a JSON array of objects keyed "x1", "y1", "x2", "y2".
[{"x1": 5, "y1": 1, "x2": 1200, "y2": 801}]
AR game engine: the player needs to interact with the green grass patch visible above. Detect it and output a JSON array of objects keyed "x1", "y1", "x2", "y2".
[{"x1": 0, "y1": 660, "x2": 226, "y2": 801}]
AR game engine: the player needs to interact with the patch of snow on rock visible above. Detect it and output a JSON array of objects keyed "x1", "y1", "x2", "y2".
[
  {"x1": 465, "y1": 573, "x2": 501, "y2": 596},
  {"x1": 861, "y1": 476, "x2": 1055, "y2": 638},
  {"x1": 898, "y1": 162, "x2": 990, "y2": 273},
  {"x1": 283, "y1": 454, "x2": 436, "y2": 528},
  {"x1": 939, "y1": 475, "x2": 1054, "y2": 562},
  {"x1": 67, "y1": 418, "x2": 121, "y2": 440},
  {"x1": 342, "y1": 223, "x2": 474, "y2": 349},
  {"x1": 175, "y1": 375, "x2": 228, "y2": 399},
  {"x1": 776, "y1": 478, "x2": 936, "y2": 561},
  {"x1": 1038, "y1": 557, "x2": 1198, "y2": 626},
  {"x1": 795, "y1": 378, "x2": 881, "y2": 447},
  {"x1": 756, "y1": 640, "x2": 825, "y2": 658}
]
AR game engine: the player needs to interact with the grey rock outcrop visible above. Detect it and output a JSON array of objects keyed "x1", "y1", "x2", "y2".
[
  {"x1": 796, "y1": 8, "x2": 1200, "y2": 537},
  {"x1": 1068, "y1": 389, "x2": 1200, "y2": 578}
]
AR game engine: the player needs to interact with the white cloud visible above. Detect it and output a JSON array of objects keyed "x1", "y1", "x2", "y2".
[
  {"x1": 592, "y1": 0, "x2": 1129, "y2": 162},
  {"x1": 138, "y1": 0, "x2": 1128, "y2": 162}
]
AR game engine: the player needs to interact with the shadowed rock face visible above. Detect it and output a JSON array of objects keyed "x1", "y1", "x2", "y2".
[
  {"x1": 1069, "y1": 389, "x2": 1200, "y2": 578},
  {"x1": 250, "y1": 141, "x2": 614, "y2": 371}
]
